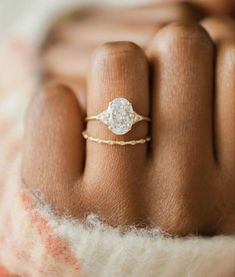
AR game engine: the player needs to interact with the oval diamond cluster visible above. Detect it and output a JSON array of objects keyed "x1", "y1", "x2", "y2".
[{"x1": 106, "y1": 98, "x2": 134, "y2": 135}]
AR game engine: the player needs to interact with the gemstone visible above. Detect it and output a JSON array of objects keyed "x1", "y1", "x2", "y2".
[{"x1": 106, "y1": 98, "x2": 134, "y2": 135}]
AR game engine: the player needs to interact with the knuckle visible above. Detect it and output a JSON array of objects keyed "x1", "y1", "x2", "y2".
[
  {"x1": 30, "y1": 84, "x2": 75, "y2": 115},
  {"x1": 91, "y1": 41, "x2": 147, "y2": 76},
  {"x1": 150, "y1": 22, "x2": 213, "y2": 54},
  {"x1": 93, "y1": 41, "x2": 143, "y2": 59}
]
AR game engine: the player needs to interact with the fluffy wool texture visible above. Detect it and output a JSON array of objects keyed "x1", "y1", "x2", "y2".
[
  {"x1": 0, "y1": 34, "x2": 235, "y2": 277},
  {"x1": 0, "y1": 160, "x2": 235, "y2": 277}
]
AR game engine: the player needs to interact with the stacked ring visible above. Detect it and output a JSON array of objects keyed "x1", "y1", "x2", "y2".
[{"x1": 83, "y1": 97, "x2": 151, "y2": 146}]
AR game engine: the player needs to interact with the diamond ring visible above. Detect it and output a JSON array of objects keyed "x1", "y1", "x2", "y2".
[{"x1": 85, "y1": 97, "x2": 151, "y2": 135}]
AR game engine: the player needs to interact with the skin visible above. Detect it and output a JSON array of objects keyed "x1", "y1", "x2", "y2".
[
  {"x1": 41, "y1": 1, "x2": 204, "y2": 87},
  {"x1": 41, "y1": 2, "x2": 205, "y2": 122},
  {"x1": 22, "y1": 17, "x2": 235, "y2": 235},
  {"x1": 194, "y1": 0, "x2": 235, "y2": 16},
  {"x1": 41, "y1": 0, "x2": 235, "y2": 86}
]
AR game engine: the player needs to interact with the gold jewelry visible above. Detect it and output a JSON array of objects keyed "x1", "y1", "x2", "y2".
[
  {"x1": 85, "y1": 98, "x2": 151, "y2": 135},
  {"x1": 82, "y1": 131, "x2": 151, "y2": 146}
]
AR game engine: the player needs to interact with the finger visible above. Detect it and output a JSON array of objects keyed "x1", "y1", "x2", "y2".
[
  {"x1": 216, "y1": 44, "x2": 235, "y2": 234},
  {"x1": 201, "y1": 16, "x2": 235, "y2": 43},
  {"x1": 148, "y1": 22, "x2": 214, "y2": 163},
  {"x1": 147, "y1": 23, "x2": 215, "y2": 233},
  {"x1": 201, "y1": 17, "x2": 235, "y2": 234},
  {"x1": 22, "y1": 83, "x2": 85, "y2": 211},
  {"x1": 84, "y1": 41, "x2": 149, "y2": 185},
  {"x1": 215, "y1": 42, "x2": 235, "y2": 172},
  {"x1": 41, "y1": 79, "x2": 87, "y2": 114},
  {"x1": 202, "y1": 16, "x2": 235, "y2": 170},
  {"x1": 42, "y1": 22, "x2": 159, "y2": 87}
]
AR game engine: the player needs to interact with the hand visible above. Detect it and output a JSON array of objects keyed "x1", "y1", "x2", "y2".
[
  {"x1": 41, "y1": 1, "x2": 204, "y2": 88},
  {"x1": 22, "y1": 15, "x2": 235, "y2": 235},
  {"x1": 41, "y1": 0, "x2": 235, "y2": 89}
]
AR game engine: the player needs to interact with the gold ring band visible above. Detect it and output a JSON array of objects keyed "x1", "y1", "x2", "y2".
[{"x1": 82, "y1": 131, "x2": 151, "y2": 146}]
